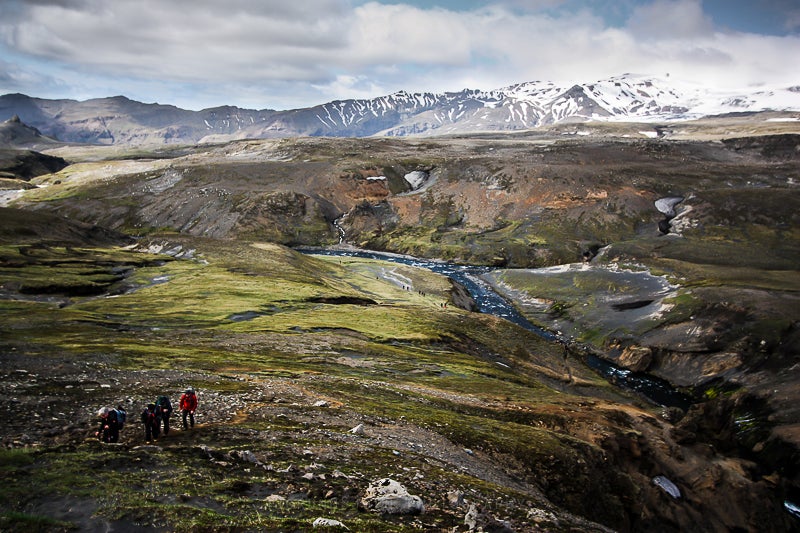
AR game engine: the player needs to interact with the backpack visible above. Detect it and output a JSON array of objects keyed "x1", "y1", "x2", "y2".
[
  {"x1": 114, "y1": 406, "x2": 127, "y2": 429},
  {"x1": 181, "y1": 392, "x2": 197, "y2": 411},
  {"x1": 142, "y1": 405, "x2": 160, "y2": 425},
  {"x1": 156, "y1": 396, "x2": 172, "y2": 413}
]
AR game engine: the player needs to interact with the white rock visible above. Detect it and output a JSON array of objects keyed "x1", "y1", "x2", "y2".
[
  {"x1": 133, "y1": 445, "x2": 163, "y2": 452},
  {"x1": 464, "y1": 503, "x2": 479, "y2": 530},
  {"x1": 360, "y1": 478, "x2": 424, "y2": 515},
  {"x1": 404, "y1": 171, "x2": 429, "y2": 190},
  {"x1": 312, "y1": 517, "x2": 349, "y2": 529},
  {"x1": 232, "y1": 450, "x2": 260, "y2": 463},
  {"x1": 653, "y1": 475, "x2": 681, "y2": 499}
]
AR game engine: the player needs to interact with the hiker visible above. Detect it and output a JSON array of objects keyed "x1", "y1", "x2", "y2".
[
  {"x1": 141, "y1": 403, "x2": 162, "y2": 443},
  {"x1": 155, "y1": 395, "x2": 173, "y2": 436},
  {"x1": 179, "y1": 387, "x2": 198, "y2": 430},
  {"x1": 96, "y1": 406, "x2": 123, "y2": 443}
]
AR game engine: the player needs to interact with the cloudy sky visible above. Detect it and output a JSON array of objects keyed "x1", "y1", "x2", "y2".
[{"x1": 1, "y1": 0, "x2": 799, "y2": 110}]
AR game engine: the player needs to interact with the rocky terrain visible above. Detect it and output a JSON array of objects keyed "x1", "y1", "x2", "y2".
[{"x1": 0, "y1": 118, "x2": 799, "y2": 531}]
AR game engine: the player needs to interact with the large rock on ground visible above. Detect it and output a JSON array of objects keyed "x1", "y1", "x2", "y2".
[{"x1": 359, "y1": 478, "x2": 424, "y2": 515}]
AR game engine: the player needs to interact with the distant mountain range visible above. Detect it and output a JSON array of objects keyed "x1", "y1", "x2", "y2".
[{"x1": 1, "y1": 74, "x2": 799, "y2": 146}]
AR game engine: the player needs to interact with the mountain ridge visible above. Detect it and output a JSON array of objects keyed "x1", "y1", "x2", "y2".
[{"x1": 1, "y1": 74, "x2": 799, "y2": 145}]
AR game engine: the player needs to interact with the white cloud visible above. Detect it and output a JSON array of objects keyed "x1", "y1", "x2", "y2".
[
  {"x1": 349, "y1": 3, "x2": 473, "y2": 66},
  {"x1": 0, "y1": 0, "x2": 798, "y2": 110},
  {"x1": 2, "y1": 0, "x2": 354, "y2": 83}
]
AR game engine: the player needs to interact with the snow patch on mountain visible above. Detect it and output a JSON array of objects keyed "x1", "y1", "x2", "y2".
[{"x1": 331, "y1": 74, "x2": 800, "y2": 136}]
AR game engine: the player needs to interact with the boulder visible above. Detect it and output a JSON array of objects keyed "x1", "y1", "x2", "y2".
[{"x1": 359, "y1": 478, "x2": 424, "y2": 515}]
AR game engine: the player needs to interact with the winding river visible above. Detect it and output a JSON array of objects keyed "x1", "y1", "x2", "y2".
[{"x1": 298, "y1": 247, "x2": 693, "y2": 409}]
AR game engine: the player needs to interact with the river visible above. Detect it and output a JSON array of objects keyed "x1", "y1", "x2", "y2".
[{"x1": 298, "y1": 246, "x2": 693, "y2": 410}]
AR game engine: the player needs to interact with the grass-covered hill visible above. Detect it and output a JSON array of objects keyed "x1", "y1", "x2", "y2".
[{"x1": 0, "y1": 229, "x2": 632, "y2": 531}]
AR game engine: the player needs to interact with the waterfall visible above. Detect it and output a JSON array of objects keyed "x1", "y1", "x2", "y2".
[{"x1": 332, "y1": 213, "x2": 348, "y2": 244}]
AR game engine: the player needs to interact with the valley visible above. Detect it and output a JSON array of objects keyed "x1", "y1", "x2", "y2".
[{"x1": 0, "y1": 119, "x2": 798, "y2": 531}]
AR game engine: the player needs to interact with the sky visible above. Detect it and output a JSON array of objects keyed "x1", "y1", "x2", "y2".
[{"x1": 1, "y1": 0, "x2": 799, "y2": 111}]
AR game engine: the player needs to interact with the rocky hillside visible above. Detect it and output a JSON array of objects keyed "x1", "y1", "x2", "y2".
[
  {"x1": 0, "y1": 115, "x2": 61, "y2": 150},
  {"x1": 2, "y1": 75, "x2": 799, "y2": 145},
  {"x1": 0, "y1": 116, "x2": 68, "y2": 190}
]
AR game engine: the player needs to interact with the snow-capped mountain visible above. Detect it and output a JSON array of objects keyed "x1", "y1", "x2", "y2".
[
  {"x1": 297, "y1": 74, "x2": 800, "y2": 137},
  {"x1": 1, "y1": 74, "x2": 798, "y2": 145}
]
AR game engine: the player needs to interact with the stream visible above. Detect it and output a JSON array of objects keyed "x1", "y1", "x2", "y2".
[{"x1": 298, "y1": 246, "x2": 693, "y2": 409}]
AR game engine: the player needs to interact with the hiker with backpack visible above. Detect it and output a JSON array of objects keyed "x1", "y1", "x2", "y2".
[
  {"x1": 96, "y1": 405, "x2": 125, "y2": 443},
  {"x1": 179, "y1": 387, "x2": 198, "y2": 430},
  {"x1": 155, "y1": 395, "x2": 173, "y2": 436},
  {"x1": 141, "y1": 402, "x2": 162, "y2": 443}
]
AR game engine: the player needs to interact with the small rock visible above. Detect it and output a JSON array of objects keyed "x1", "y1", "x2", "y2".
[
  {"x1": 653, "y1": 475, "x2": 681, "y2": 499},
  {"x1": 349, "y1": 423, "x2": 365, "y2": 435},
  {"x1": 133, "y1": 445, "x2": 163, "y2": 452},
  {"x1": 447, "y1": 491, "x2": 465, "y2": 507},
  {"x1": 464, "y1": 503, "x2": 479, "y2": 530},
  {"x1": 230, "y1": 449, "x2": 260, "y2": 464},
  {"x1": 465, "y1": 503, "x2": 514, "y2": 532},
  {"x1": 312, "y1": 517, "x2": 349, "y2": 529},
  {"x1": 313, "y1": 400, "x2": 329, "y2": 407}
]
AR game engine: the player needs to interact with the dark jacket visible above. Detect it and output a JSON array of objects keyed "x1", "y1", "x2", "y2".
[
  {"x1": 140, "y1": 404, "x2": 162, "y2": 426},
  {"x1": 98, "y1": 409, "x2": 121, "y2": 433},
  {"x1": 156, "y1": 396, "x2": 173, "y2": 416}
]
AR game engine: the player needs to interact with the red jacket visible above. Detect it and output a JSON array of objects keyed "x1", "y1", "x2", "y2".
[{"x1": 179, "y1": 392, "x2": 197, "y2": 412}]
